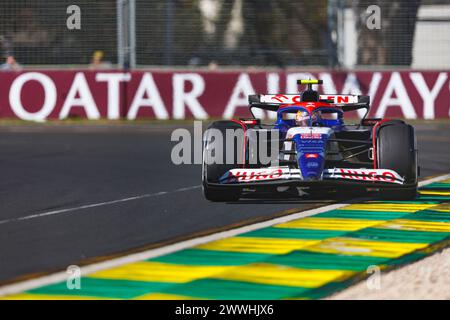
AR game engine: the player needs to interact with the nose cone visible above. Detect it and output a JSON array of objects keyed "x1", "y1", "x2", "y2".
[
  {"x1": 291, "y1": 134, "x2": 327, "y2": 181},
  {"x1": 298, "y1": 153, "x2": 325, "y2": 181},
  {"x1": 287, "y1": 127, "x2": 333, "y2": 182}
]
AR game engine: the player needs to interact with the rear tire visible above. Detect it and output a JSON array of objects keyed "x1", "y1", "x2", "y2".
[
  {"x1": 377, "y1": 122, "x2": 418, "y2": 200},
  {"x1": 202, "y1": 121, "x2": 244, "y2": 202}
]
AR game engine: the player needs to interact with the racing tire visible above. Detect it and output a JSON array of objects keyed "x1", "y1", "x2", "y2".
[
  {"x1": 376, "y1": 122, "x2": 418, "y2": 200},
  {"x1": 202, "y1": 121, "x2": 244, "y2": 202}
]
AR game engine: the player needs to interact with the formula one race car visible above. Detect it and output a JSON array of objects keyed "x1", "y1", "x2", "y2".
[{"x1": 202, "y1": 79, "x2": 418, "y2": 202}]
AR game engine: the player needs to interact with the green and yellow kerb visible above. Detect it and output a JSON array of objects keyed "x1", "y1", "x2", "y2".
[{"x1": 4, "y1": 179, "x2": 450, "y2": 300}]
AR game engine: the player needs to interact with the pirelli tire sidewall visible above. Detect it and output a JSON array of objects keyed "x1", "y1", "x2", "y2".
[{"x1": 376, "y1": 121, "x2": 418, "y2": 197}]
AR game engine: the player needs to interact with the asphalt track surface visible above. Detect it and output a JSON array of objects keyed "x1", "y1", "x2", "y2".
[{"x1": 0, "y1": 121, "x2": 449, "y2": 284}]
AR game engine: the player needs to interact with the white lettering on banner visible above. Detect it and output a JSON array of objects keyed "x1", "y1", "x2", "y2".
[
  {"x1": 127, "y1": 73, "x2": 169, "y2": 120},
  {"x1": 341, "y1": 73, "x2": 366, "y2": 118},
  {"x1": 375, "y1": 72, "x2": 417, "y2": 119},
  {"x1": 173, "y1": 73, "x2": 208, "y2": 119},
  {"x1": 223, "y1": 73, "x2": 263, "y2": 119},
  {"x1": 286, "y1": 72, "x2": 315, "y2": 94},
  {"x1": 341, "y1": 73, "x2": 361, "y2": 96},
  {"x1": 367, "y1": 71, "x2": 382, "y2": 112},
  {"x1": 318, "y1": 73, "x2": 337, "y2": 95},
  {"x1": 60, "y1": 72, "x2": 100, "y2": 119},
  {"x1": 3, "y1": 71, "x2": 448, "y2": 121},
  {"x1": 410, "y1": 72, "x2": 447, "y2": 119},
  {"x1": 314, "y1": 72, "x2": 382, "y2": 119},
  {"x1": 96, "y1": 73, "x2": 131, "y2": 119},
  {"x1": 9, "y1": 72, "x2": 56, "y2": 121},
  {"x1": 344, "y1": 72, "x2": 381, "y2": 118}
]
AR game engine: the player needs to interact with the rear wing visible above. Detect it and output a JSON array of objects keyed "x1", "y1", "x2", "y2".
[{"x1": 248, "y1": 94, "x2": 370, "y2": 112}]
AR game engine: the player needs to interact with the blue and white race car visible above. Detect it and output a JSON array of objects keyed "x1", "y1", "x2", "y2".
[{"x1": 202, "y1": 79, "x2": 418, "y2": 201}]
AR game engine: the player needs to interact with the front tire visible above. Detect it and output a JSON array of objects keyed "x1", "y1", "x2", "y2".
[
  {"x1": 376, "y1": 122, "x2": 418, "y2": 200},
  {"x1": 202, "y1": 121, "x2": 244, "y2": 202}
]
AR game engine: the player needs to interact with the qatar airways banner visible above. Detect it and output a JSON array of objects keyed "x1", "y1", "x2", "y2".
[{"x1": 0, "y1": 70, "x2": 448, "y2": 121}]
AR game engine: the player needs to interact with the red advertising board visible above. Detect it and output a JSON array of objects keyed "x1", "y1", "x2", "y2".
[{"x1": 0, "y1": 70, "x2": 448, "y2": 120}]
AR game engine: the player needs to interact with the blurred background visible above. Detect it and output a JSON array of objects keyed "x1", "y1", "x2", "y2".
[{"x1": 0, "y1": 0, "x2": 449, "y2": 69}]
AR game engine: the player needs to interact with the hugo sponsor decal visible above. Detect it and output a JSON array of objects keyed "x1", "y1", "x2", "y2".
[
  {"x1": 382, "y1": 171, "x2": 397, "y2": 182},
  {"x1": 221, "y1": 168, "x2": 284, "y2": 183},
  {"x1": 326, "y1": 168, "x2": 404, "y2": 184}
]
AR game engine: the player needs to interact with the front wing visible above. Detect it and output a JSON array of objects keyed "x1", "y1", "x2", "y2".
[{"x1": 217, "y1": 167, "x2": 406, "y2": 188}]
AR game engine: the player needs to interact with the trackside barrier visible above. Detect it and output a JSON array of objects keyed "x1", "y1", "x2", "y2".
[{"x1": 0, "y1": 70, "x2": 448, "y2": 121}]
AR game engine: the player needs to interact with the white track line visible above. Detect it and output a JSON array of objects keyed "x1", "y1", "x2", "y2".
[
  {"x1": 418, "y1": 174, "x2": 450, "y2": 187},
  {"x1": 0, "y1": 173, "x2": 449, "y2": 297},
  {"x1": 0, "y1": 185, "x2": 201, "y2": 225}
]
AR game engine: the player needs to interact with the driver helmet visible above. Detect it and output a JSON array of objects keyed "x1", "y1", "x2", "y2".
[
  {"x1": 294, "y1": 111, "x2": 309, "y2": 126},
  {"x1": 294, "y1": 111, "x2": 321, "y2": 126}
]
